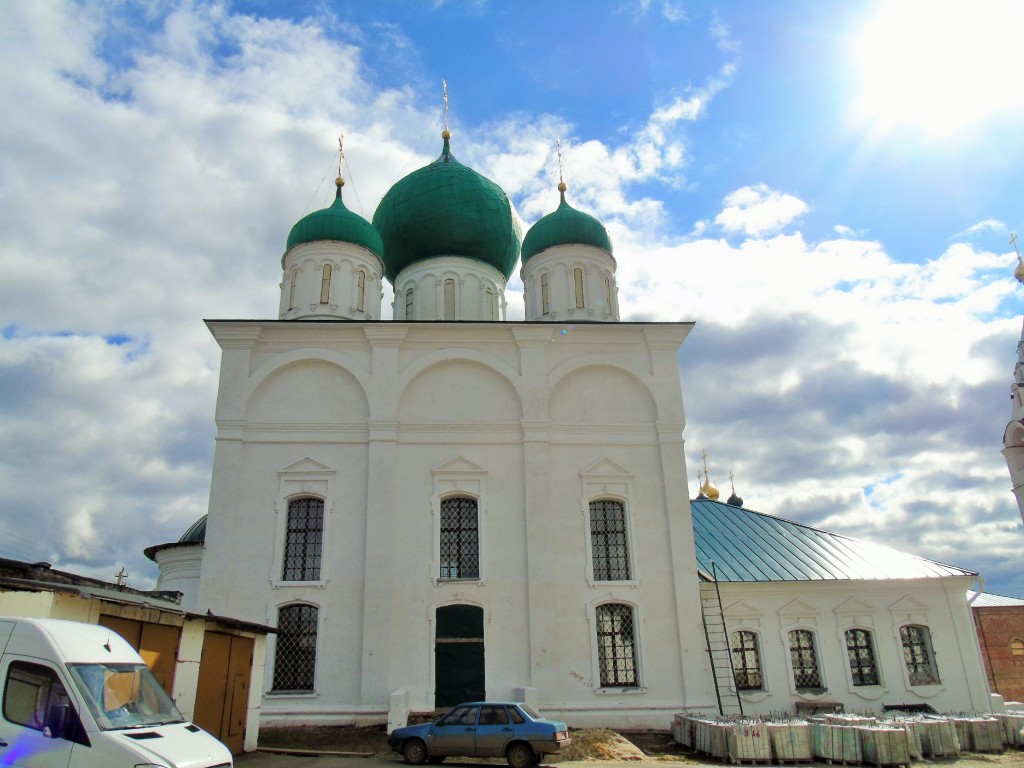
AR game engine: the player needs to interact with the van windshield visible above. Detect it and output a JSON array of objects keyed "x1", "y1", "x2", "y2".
[{"x1": 67, "y1": 662, "x2": 185, "y2": 730}]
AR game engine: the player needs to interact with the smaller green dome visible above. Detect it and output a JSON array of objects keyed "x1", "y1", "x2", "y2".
[
  {"x1": 521, "y1": 190, "x2": 612, "y2": 262},
  {"x1": 286, "y1": 185, "x2": 384, "y2": 258}
]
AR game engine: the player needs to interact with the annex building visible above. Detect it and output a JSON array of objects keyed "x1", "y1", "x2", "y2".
[{"x1": 149, "y1": 128, "x2": 996, "y2": 735}]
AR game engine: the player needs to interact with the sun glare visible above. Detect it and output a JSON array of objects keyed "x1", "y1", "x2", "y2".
[{"x1": 852, "y1": 0, "x2": 1024, "y2": 137}]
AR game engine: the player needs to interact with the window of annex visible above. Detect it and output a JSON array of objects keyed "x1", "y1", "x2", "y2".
[
  {"x1": 730, "y1": 630, "x2": 764, "y2": 690},
  {"x1": 594, "y1": 602, "x2": 640, "y2": 689},
  {"x1": 270, "y1": 458, "x2": 335, "y2": 588},
  {"x1": 431, "y1": 457, "x2": 488, "y2": 586},
  {"x1": 788, "y1": 629, "x2": 824, "y2": 692},
  {"x1": 845, "y1": 628, "x2": 881, "y2": 687},
  {"x1": 271, "y1": 603, "x2": 318, "y2": 693},
  {"x1": 1012, "y1": 637, "x2": 1024, "y2": 656},
  {"x1": 900, "y1": 624, "x2": 940, "y2": 685},
  {"x1": 320, "y1": 264, "x2": 332, "y2": 304}
]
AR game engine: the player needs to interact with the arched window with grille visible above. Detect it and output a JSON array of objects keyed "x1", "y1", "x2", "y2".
[
  {"x1": 788, "y1": 629, "x2": 823, "y2": 690},
  {"x1": 272, "y1": 603, "x2": 318, "y2": 692},
  {"x1": 282, "y1": 497, "x2": 323, "y2": 581},
  {"x1": 730, "y1": 630, "x2": 763, "y2": 690},
  {"x1": 589, "y1": 499, "x2": 630, "y2": 581},
  {"x1": 845, "y1": 628, "x2": 880, "y2": 686},
  {"x1": 320, "y1": 264, "x2": 332, "y2": 304},
  {"x1": 595, "y1": 603, "x2": 638, "y2": 687},
  {"x1": 439, "y1": 496, "x2": 479, "y2": 580},
  {"x1": 900, "y1": 624, "x2": 940, "y2": 685}
]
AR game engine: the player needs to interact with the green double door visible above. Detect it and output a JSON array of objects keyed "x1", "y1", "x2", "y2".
[{"x1": 435, "y1": 605, "x2": 485, "y2": 708}]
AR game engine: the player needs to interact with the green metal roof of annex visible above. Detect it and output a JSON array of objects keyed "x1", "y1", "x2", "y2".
[
  {"x1": 285, "y1": 182, "x2": 384, "y2": 259},
  {"x1": 521, "y1": 185, "x2": 613, "y2": 262},
  {"x1": 372, "y1": 133, "x2": 522, "y2": 283},
  {"x1": 691, "y1": 498, "x2": 976, "y2": 582}
]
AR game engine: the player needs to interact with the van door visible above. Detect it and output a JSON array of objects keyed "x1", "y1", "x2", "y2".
[{"x1": 0, "y1": 658, "x2": 73, "y2": 767}]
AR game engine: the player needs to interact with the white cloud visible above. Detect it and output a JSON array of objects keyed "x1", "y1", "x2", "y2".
[
  {"x1": 0, "y1": 1, "x2": 1020, "y2": 601},
  {"x1": 712, "y1": 183, "x2": 810, "y2": 237}
]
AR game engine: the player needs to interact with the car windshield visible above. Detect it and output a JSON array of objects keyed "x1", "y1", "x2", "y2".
[{"x1": 67, "y1": 662, "x2": 185, "y2": 731}]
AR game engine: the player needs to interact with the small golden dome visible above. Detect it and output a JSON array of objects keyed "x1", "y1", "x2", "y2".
[
  {"x1": 700, "y1": 479, "x2": 720, "y2": 500},
  {"x1": 335, "y1": 175, "x2": 345, "y2": 188},
  {"x1": 1014, "y1": 258, "x2": 1024, "y2": 283},
  {"x1": 557, "y1": 181, "x2": 567, "y2": 192}
]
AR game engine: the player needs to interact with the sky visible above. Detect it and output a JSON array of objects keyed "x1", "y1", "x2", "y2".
[{"x1": 1, "y1": 0, "x2": 1023, "y2": 599}]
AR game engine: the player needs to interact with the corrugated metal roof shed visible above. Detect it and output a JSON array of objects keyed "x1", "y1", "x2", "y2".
[{"x1": 691, "y1": 499, "x2": 976, "y2": 582}]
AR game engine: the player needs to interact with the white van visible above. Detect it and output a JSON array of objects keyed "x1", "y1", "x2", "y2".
[{"x1": 0, "y1": 617, "x2": 232, "y2": 767}]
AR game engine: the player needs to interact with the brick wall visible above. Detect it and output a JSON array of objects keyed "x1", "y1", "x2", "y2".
[{"x1": 973, "y1": 605, "x2": 1024, "y2": 704}]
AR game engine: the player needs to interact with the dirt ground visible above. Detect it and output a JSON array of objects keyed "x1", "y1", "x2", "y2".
[{"x1": 257, "y1": 725, "x2": 1024, "y2": 765}]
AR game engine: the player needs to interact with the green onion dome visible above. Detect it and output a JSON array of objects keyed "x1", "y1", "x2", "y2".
[
  {"x1": 372, "y1": 132, "x2": 522, "y2": 283},
  {"x1": 285, "y1": 179, "x2": 384, "y2": 258},
  {"x1": 521, "y1": 184, "x2": 612, "y2": 262}
]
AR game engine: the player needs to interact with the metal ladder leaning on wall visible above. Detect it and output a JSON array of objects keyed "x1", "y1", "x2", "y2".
[{"x1": 699, "y1": 561, "x2": 744, "y2": 717}]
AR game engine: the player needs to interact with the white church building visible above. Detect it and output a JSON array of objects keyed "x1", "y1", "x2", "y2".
[{"x1": 149, "y1": 128, "x2": 994, "y2": 736}]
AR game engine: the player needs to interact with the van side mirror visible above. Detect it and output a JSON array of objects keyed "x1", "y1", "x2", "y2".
[{"x1": 43, "y1": 704, "x2": 68, "y2": 739}]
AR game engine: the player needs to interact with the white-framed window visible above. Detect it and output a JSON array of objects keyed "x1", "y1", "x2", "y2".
[
  {"x1": 439, "y1": 496, "x2": 480, "y2": 580},
  {"x1": 573, "y1": 267, "x2": 585, "y2": 308},
  {"x1": 270, "y1": 458, "x2": 334, "y2": 587},
  {"x1": 405, "y1": 287, "x2": 414, "y2": 320},
  {"x1": 788, "y1": 629, "x2": 824, "y2": 691},
  {"x1": 356, "y1": 269, "x2": 366, "y2": 312},
  {"x1": 320, "y1": 264, "x2": 332, "y2": 304},
  {"x1": 540, "y1": 273, "x2": 550, "y2": 314},
  {"x1": 271, "y1": 603, "x2": 318, "y2": 692},
  {"x1": 444, "y1": 278, "x2": 456, "y2": 320},
  {"x1": 845, "y1": 628, "x2": 880, "y2": 686},
  {"x1": 595, "y1": 602, "x2": 639, "y2": 687},
  {"x1": 900, "y1": 624, "x2": 940, "y2": 685},
  {"x1": 281, "y1": 497, "x2": 324, "y2": 581},
  {"x1": 589, "y1": 499, "x2": 631, "y2": 581},
  {"x1": 431, "y1": 457, "x2": 488, "y2": 586},
  {"x1": 289, "y1": 269, "x2": 298, "y2": 310},
  {"x1": 580, "y1": 459, "x2": 637, "y2": 586},
  {"x1": 731, "y1": 629, "x2": 764, "y2": 690}
]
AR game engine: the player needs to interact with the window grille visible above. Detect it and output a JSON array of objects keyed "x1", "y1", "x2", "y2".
[
  {"x1": 846, "y1": 628, "x2": 880, "y2": 686},
  {"x1": 439, "y1": 496, "x2": 479, "y2": 580},
  {"x1": 900, "y1": 624, "x2": 940, "y2": 685},
  {"x1": 282, "y1": 497, "x2": 323, "y2": 581},
  {"x1": 731, "y1": 630, "x2": 763, "y2": 690},
  {"x1": 590, "y1": 500, "x2": 631, "y2": 581},
  {"x1": 596, "y1": 603, "x2": 637, "y2": 686},
  {"x1": 320, "y1": 264, "x2": 332, "y2": 304},
  {"x1": 789, "y1": 629, "x2": 823, "y2": 689},
  {"x1": 574, "y1": 267, "x2": 585, "y2": 308},
  {"x1": 272, "y1": 604, "x2": 318, "y2": 691}
]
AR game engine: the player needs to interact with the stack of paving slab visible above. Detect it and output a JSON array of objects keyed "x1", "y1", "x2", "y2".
[
  {"x1": 952, "y1": 716, "x2": 1004, "y2": 753},
  {"x1": 810, "y1": 721, "x2": 863, "y2": 764},
  {"x1": 766, "y1": 722, "x2": 813, "y2": 763},
  {"x1": 857, "y1": 726, "x2": 912, "y2": 767},
  {"x1": 994, "y1": 712, "x2": 1024, "y2": 747}
]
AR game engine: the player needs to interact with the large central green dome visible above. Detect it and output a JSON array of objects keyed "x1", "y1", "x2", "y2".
[{"x1": 372, "y1": 134, "x2": 522, "y2": 283}]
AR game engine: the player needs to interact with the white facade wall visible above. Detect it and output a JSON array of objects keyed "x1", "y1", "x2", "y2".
[
  {"x1": 720, "y1": 578, "x2": 991, "y2": 716},
  {"x1": 196, "y1": 320, "x2": 716, "y2": 728}
]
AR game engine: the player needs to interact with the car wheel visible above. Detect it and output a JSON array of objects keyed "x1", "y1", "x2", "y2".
[
  {"x1": 506, "y1": 742, "x2": 535, "y2": 768},
  {"x1": 403, "y1": 739, "x2": 428, "y2": 765}
]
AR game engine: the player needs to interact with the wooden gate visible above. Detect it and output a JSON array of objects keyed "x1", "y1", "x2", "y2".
[{"x1": 194, "y1": 632, "x2": 253, "y2": 755}]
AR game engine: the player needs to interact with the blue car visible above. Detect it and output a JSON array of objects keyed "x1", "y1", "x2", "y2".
[{"x1": 388, "y1": 702, "x2": 571, "y2": 768}]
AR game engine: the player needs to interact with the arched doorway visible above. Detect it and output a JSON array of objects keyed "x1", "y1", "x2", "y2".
[{"x1": 435, "y1": 604, "x2": 484, "y2": 708}]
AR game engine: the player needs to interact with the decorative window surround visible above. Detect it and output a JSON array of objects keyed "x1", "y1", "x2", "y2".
[
  {"x1": 587, "y1": 596, "x2": 645, "y2": 693},
  {"x1": 431, "y1": 457, "x2": 488, "y2": 587},
  {"x1": 579, "y1": 459, "x2": 638, "y2": 587},
  {"x1": 270, "y1": 458, "x2": 335, "y2": 589}
]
